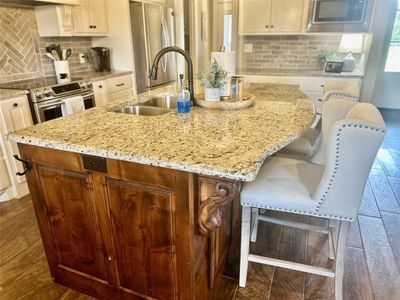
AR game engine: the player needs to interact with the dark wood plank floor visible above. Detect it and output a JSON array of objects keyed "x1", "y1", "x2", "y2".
[{"x1": 0, "y1": 109, "x2": 399, "y2": 300}]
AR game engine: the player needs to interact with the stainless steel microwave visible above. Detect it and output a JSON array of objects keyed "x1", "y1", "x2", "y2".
[{"x1": 307, "y1": 0, "x2": 375, "y2": 32}]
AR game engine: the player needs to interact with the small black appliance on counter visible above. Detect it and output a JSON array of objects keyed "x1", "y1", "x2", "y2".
[{"x1": 91, "y1": 47, "x2": 111, "y2": 72}]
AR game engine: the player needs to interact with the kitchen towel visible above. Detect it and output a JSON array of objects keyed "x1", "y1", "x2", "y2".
[
  {"x1": 210, "y1": 52, "x2": 236, "y2": 76},
  {"x1": 61, "y1": 95, "x2": 85, "y2": 116}
]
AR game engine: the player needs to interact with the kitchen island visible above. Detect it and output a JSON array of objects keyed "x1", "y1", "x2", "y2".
[{"x1": 8, "y1": 83, "x2": 314, "y2": 300}]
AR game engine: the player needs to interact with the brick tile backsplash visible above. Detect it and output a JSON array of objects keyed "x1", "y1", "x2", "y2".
[
  {"x1": 0, "y1": 5, "x2": 94, "y2": 84},
  {"x1": 238, "y1": 35, "x2": 343, "y2": 70}
]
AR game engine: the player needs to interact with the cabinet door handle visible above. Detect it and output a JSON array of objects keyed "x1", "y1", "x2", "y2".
[
  {"x1": 13, "y1": 155, "x2": 32, "y2": 176},
  {"x1": 321, "y1": 84, "x2": 325, "y2": 87},
  {"x1": 318, "y1": 98, "x2": 323, "y2": 102},
  {"x1": 116, "y1": 83, "x2": 125, "y2": 87},
  {"x1": 12, "y1": 103, "x2": 18, "y2": 107}
]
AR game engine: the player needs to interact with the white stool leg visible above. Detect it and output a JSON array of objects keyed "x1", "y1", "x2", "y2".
[
  {"x1": 334, "y1": 220, "x2": 351, "y2": 300},
  {"x1": 250, "y1": 208, "x2": 259, "y2": 242},
  {"x1": 328, "y1": 219, "x2": 336, "y2": 260},
  {"x1": 239, "y1": 206, "x2": 252, "y2": 287}
]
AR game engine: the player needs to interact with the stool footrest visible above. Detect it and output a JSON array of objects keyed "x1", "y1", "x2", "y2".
[
  {"x1": 258, "y1": 215, "x2": 330, "y2": 234},
  {"x1": 248, "y1": 254, "x2": 335, "y2": 278}
]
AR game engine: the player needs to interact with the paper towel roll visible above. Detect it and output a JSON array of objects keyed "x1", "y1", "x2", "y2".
[{"x1": 211, "y1": 52, "x2": 236, "y2": 76}]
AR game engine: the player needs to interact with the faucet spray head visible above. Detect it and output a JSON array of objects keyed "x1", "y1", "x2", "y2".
[{"x1": 149, "y1": 65, "x2": 158, "y2": 80}]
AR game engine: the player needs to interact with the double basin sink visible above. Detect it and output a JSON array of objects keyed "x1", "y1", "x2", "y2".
[{"x1": 115, "y1": 94, "x2": 178, "y2": 116}]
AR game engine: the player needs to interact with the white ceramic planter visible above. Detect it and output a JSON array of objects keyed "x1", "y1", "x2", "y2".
[
  {"x1": 204, "y1": 88, "x2": 220, "y2": 102},
  {"x1": 54, "y1": 60, "x2": 71, "y2": 84}
]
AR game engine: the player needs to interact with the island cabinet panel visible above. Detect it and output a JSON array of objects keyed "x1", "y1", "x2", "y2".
[
  {"x1": 18, "y1": 144, "x2": 240, "y2": 300},
  {"x1": 35, "y1": 165, "x2": 109, "y2": 281},
  {"x1": 105, "y1": 178, "x2": 178, "y2": 300}
]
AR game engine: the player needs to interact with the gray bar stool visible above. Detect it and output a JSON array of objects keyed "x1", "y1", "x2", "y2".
[
  {"x1": 239, "y1": 100, "x2": 386, "y2": 300},
  {"x1": 278, "y1": 80, "x2": 361, "y2": 160}
]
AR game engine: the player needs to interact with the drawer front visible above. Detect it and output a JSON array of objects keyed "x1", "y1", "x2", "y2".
[
  {"x1": 106, "y1": 75, "x2": 133, "y2": 94},
  {"x1": 303, "y1": 92, "x2": 323, "y2": 114},
  {"x1": 108, "y1": 89, "x2": 133, "y2": 103},
  {"x1": 298, "y1": 77, "x2": 326, "y2": 93}
]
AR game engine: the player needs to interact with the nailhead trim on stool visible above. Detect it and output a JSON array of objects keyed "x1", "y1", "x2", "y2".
[{"x1": 242, "y1": 124, "x2": 386, "y2": 221}]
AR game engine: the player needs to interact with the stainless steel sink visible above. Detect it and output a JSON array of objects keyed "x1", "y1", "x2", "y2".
[
  {"x1": 140, "y1": 94, "x2": 178, "y2": 109},
  {"x1": 114, "y1": 105, "x2": 172, "y2": 116}
]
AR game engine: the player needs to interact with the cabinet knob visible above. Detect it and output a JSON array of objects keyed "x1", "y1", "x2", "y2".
[
  {"x1": 108, "y1": 255, "x2": 112, "y2": 261},
  {"x1": 321, "y1": 84, "x2": 325, "y2": 87},
  {"x1": 265, "y1": 25, "x2": 269, "y2": 28},
  {"x1": 93, "y1": 25, "x2": 97, "y2": 29},
  {"x1": 99, "y1": 85, "x2": 102, "y2": 88},
  {"x1": 318, "y1": 99, "x2": 322, "y2": 102},
  {"x1": 12, "y1": 103, "x2": 18, "y2": 107},
  {"x1": 270, "y1": 25, "x2": 274, "y2": 28},
  {"x1": 90, "y1": 25, "x2": 94, "y2": 28}
]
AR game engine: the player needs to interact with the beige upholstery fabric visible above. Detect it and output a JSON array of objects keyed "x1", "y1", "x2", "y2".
[
  {"x1": 242, "y1": 101, "x2": 386, "y2": 220},
  {"x1": 278, "y1": 80, "x2": 360, "y2": 159}
]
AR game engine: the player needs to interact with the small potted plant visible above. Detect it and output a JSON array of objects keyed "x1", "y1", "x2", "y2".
[
  {"x1": 317, "y1": 50, "x2": 339, "y2": 70},
  {"x1": 198, "y1": 60, "x2": 228, "y2": 102}
]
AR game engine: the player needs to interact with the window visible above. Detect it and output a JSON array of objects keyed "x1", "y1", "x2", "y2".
[
  {"x1": 223, "y1": 13, "x2": 233, "y2": 51},
  {"x1": 384, "y1": 2, "x2": 400, "y2": 72}
]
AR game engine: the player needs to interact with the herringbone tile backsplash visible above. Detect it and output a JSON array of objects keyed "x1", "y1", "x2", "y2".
[{"x1": 0, "y1": 5, "x2": 94, "y2": 84}]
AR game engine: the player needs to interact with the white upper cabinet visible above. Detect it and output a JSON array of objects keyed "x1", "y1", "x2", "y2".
[
  {"x1": 35, "y1": 5, "x2": 74, "y2": 37},
  {"x1": 269, "y1": 0, "x2": 305, "y2": 32},
  {"x1": 238, "y1": 0, "x2": 305, "y2": 35},
  {"x1": 72, "y1": 0, "x2": 108, "y2": 36},
  {"x1": 238, "y1": 0, "x2": 271, "y2": 35}
]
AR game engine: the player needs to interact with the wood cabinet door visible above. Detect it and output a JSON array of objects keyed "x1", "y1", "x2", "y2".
[
  {"x1": 238, "y1": 0, "x2": 271, "y2": 34},
  {"x1": 34, "y1": 165, "x2": 109, "y2": 283},
  {"x1": 72, "y1": 0, "x2": 91, "y2": 34},
  {"x1": 269, "y1": 0, "x2": 304, "y2": 32},
  {"x1": 88, "y1": 0, "x2": 108, "y2": 34},
  {"x1": 105, "y1": 178, "x2": 178, "y2": 300}
]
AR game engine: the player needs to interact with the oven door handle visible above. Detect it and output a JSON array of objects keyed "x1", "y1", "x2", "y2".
[{"x1": 37, "y1": 92, "x2": 95, "y2": 109}]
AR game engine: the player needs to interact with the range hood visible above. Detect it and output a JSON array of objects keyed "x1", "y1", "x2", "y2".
[{"x1": 0, "y1": 0, "x2": 80, "y2": 6}]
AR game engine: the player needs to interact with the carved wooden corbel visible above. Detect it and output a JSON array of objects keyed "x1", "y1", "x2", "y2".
[{"x1": 198, "y1": 181, "x2": 240, "y2": 236}]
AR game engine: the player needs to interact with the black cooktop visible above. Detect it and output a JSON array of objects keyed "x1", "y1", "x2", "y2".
[{"x1": 0, "y1": 76, "x2": 83, "y2": 91}]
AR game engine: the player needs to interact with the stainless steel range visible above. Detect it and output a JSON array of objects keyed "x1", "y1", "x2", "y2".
[{"x1": 0, "y1": 77, "x2": 95, "y2": 124}]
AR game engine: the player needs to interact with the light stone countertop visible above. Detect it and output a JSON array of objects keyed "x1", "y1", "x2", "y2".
[
  {"x1": 0, "y1": 88, "x2": 29, "y2": 100},
  {"x1": 7, "y1": 83, "x2": 315, "y2": 182},
  {"x1": 237, "y1": 68, "x2": 364, "y2": 78}
]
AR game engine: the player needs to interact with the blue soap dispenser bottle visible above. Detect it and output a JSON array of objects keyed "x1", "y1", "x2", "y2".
[{"x1": 177, "y1": 74, "x2": 191, "y2": 114}]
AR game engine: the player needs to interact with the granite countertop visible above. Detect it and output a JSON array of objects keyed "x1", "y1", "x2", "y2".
[
  {"x1": 73, "y1": 70, "x2": 132, "y2": 82},
  {"x1": 237, "y1": 68, "x2": 364, "y2": 78},
  {"x1": 7, "y1": 83, "x2": 315, "y2": 182},
  {"x1": 0, "y1": 88, "x2": 29, "y2": 100}
]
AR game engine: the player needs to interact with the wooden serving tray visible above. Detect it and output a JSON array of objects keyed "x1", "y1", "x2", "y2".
[{"x1": 195, "y1": 93, "x2": 256, "y2": 110}]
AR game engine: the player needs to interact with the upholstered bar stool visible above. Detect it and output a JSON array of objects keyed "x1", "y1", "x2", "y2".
[
  {"x1": 278, "y1": 80, "x2": 361, "y2": 160},
  {"x1": 239, "y1": 101, "x2": 386, "y2": 300}
]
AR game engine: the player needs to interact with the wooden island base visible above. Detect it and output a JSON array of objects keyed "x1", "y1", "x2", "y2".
[{"x1": 18, "y1": 143, "x2": 241, "y2": 300}]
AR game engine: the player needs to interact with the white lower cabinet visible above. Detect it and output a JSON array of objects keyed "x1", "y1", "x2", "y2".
[
  {"x1": 298, "y1": 77, "x2": 362, "y2": 114},
  {"x1": 106, "y1": 75, "x2": 134, "y2": 103},
  {"x1": 93, "y1": 80, "x2": 108, "y2": 106},
  {"x1": 0, "y1": 94, "x2": 33, "y2": 201}
]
